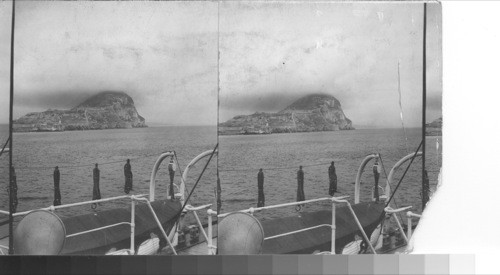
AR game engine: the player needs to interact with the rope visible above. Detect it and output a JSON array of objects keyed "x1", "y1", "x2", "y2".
[
  {"x1": 169, "y1": 150, "x2": 192, "y2": 240},
  {"x1": 170, "y1": 144, "x2": 217, "y2": 243},
  {"x1": 5, "y1": 151, "x2": 162, "y2": 170},
  {"x1": 173, "y1": 151, "x2": 190, "y2": 196},
  {"x1": 375, "y1": 154, "x2": 410, "y2": 248},
  {"x1": 378, "y1": 155, "x2": 405, "y2": 223},
  {"x1": 219, "y1": 161, "x2": 331, "y2": 172},
  {"x1": 0, "y1": 137, "x2": 10, "y2": 159},
  {"x1": 216, "y1": 169, "x2": 222, "y2": 215},
  {"x1": 378, "y1": 154, "x2": 389, "y2": 180},
  {"x1": 385, "y1": 140, "x2": 423, "y2": 208},
  {"x1": 175, "y1": 143, "x2": 218, "y2": 221},
  {"x1": 373, "y1": 140, "x2": 423, "y2": 244}
]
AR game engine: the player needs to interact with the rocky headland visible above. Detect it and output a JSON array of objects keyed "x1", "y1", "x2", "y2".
[
  {"x1": 219, "y1": 93, "x2": 354, "y2": 135},
  {"x1": 425, "y1": 117, "x2": 442, "y2": 136},
  {"x1": 14, "y1": 91, "x2": 147, "y2": 132}
]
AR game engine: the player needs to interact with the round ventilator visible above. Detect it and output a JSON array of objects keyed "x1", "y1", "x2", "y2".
[
  {"x1": 13, "y1": 210, "x2": 66, "y2": 255},
  {"x1": 218, "y1": 212, "x2": 264, "y2": 255}
]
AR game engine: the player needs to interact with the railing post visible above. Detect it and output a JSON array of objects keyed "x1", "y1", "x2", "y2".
[
  {"x1": 207, "y1": 209, "x2": 213, "y2": 255},
  {"x1": 130, "y1": 196, "x2": 136, "y2": 255},
  {"x1": 392, "y1": 213, "x2": 408, "y2": 244},
  {"x1": 346, "y1": 204, "x2": 377, "y2": 254},
  {"x1": 407, "y1": 212, "x2": 413, "y2": 239},
  {"x1": 192, "y1": 210, "x2": 210, "y2": 242},
  {"x1": 135, "y1": 198, "x2": 177, "y2": 255},
  {"x1": 331, "y1": 199, "x2": 336, "y2": 254},
  {"x1": 355, "y1": 154, "x2": 379, "y2": 204},
  {"x1": 150, "y1": 152, "x2": 175, "y2": 202}
]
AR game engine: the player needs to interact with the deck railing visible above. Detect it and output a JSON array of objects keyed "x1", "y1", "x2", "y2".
[
  {"x1": 1, "y1": 150, "x2": 423, "y2": 256},
  {"x1": 184, "y1": 204, "x2": 213, "y2": 243},
  {"x1": 384, "y1": 206, "x2": 413, "y2": 244},
  {"x1": 204, "y1": 195, "x2": 377, "y2": 255},
  {"x1": 406, "y1": 211, "x2": 422, "y2": 239},
  {"x1": 0, "y1": 194, "x2": 178, "y2": 255}
]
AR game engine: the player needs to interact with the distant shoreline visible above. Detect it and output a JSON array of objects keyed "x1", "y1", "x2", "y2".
[
  {"x1": 218, "y1": 127, "x2": 424, "y2": 137},
  {"x1": 9, "y1": 124, "x2": 216, "y2": 134},
  {"x1": 217, "y1": 128, "x2": 354, "y2": 136}
]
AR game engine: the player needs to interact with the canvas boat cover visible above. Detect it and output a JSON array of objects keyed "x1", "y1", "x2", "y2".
[
  {"x1": 261, "y1": 201, "x2": 385, "y2": 254},
  {"x1": 61, "y1": 199, "x2": 181, "y2": 255}
]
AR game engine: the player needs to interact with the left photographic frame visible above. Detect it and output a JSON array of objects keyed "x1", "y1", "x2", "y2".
[{"x1": 0, "y1": 0, "x2": 219, "y2": 255}]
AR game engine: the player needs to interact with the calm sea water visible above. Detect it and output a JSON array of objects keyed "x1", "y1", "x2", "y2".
[
  {"x1": 0, "y1": 126, "x2": 441, "y2": 225},
  {"x1": 219, "y1": 128, "x2": 442, "y2": 221},
  {"x1": 0, "y1": 126, "x2": 218, "y2": 219}
]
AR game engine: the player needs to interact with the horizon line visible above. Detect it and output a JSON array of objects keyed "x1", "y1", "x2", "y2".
[{"x1": 0, "y1": 123, "x2": 424, "y2": 129}]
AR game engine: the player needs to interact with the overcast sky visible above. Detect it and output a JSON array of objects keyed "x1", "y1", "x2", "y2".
[
  {"x1": 0, "y1": 1, "x2": 441, "y2": 128},
  {"x1": 219, "y1": 2, "x2": 442, "y2": 128},
  {"x1": 0, "y1": 1, "x2": 218, "y2": 126}
]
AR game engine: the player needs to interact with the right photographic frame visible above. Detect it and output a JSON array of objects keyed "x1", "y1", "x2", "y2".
[{"x1": 216, "y1": 1, "x2": 442, "y2": 255}]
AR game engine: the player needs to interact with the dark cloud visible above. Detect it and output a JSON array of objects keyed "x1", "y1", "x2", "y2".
[
  {"x1": 221, "y1": 91, "x2": 296, "y2": 113},
  {"x1": 15, "y1": 90, "x2": 102, "y2": 109},
  {"x1": 220, "y1": 90, "x2": 347, "y2": 113}
]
